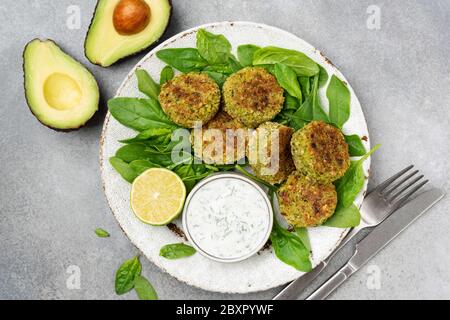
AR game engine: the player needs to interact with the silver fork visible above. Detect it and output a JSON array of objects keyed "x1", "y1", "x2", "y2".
[{"x1": 273, "y1": 165, "x2": 428, "y2": 300}]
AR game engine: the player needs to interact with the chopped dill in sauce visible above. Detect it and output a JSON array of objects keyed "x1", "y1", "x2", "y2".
[{"x1": 184, "y1": 177, "x2": 271, "y2": 260}]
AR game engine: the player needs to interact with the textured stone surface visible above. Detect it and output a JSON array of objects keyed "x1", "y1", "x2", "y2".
[{"x1": 0, "y1": 0, "x2": 449, "y2": 300}]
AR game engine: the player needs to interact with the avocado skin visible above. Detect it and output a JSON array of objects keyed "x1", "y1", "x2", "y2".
[
  {"x1": 84, "y1": 0, "x2": 173, "y2": 68},
  {"x1": 23, "y1": 39, "x2": 99, "y2": 132}
]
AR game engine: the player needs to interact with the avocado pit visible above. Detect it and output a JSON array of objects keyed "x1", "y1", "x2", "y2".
[
  {"x1": 43, "y1": 73, "x2": 82, "y2": 110},
  {"x1": 113, "y1": 0, "x2": 151, "y2": 35}
]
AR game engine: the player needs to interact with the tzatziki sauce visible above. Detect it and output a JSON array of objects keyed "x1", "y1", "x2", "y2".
[{"x1": 183, "y1": 173, "x2": 273, "y2": 262}]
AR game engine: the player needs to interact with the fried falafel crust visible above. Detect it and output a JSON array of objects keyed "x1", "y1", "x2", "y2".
[
  {"x1": 277, "y1": 171, "x2": 337, "y2": 227},
  {"x1": 291, "y1": 121, "x2": 350, "y2": 183},
  {"x1": 247, "y1": 122, "x2": 296, "y2": 185},
  {"x1": 223, "y1": 67, "x2": 284, "y2": 128},
  {"x1": 159, "y1": 72, "x2": 220, "y2": 128},
  {"x1": 191, "y1": 110, "x2": 249, "y2": 164}
]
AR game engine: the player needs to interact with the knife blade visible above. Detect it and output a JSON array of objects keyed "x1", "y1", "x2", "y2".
[{"x1": 307, "y1": 188, "x2": 445, "y2": 300}]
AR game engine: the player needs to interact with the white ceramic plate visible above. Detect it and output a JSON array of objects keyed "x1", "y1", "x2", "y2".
[{"x1": 100, "y1": 21, "x2": 371, "y2": 294}]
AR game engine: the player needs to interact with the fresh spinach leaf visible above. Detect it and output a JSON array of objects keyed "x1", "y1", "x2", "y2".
[
  {"x1": 174, "y1": 164, "x2": 197, "y2": 191},
  {"x1": 119, "y1": 128, "x2": 173, "y2": 144},
  {"x1": 324, "y1": 204, "x2": 361, "y2": 228},
  {"x1": 327, "y1": 75, "x2": 350, "y2": 128},
  {"x1": 335, "y1": 145, "x2": 380, "y2": 208},
  {"x1": 156, "y1": 48, "x2": 208, "y2": 73},
  {"x1": 115, "y1": 144, "x2": 151, "y2": 163},
  {"x1": 318, "y1": 65, "x2": 329, "y2": 88},
  {"x1": 270, "y1": 221, "x2": 312, "y2": 272},
  {"x1": 345, "y1": 134, "x2": 366, "y2": 157},
  {"x1": 227, "y1": 55, "x2": 243, "y2": 72},
  {"x1": 134, "y1": 275, "x2": 158, "y2": 300},
  {"x1": 203, "y1": 71, "x2": 228, "y2": 87},
  {"x1": 299, "y1": 76, "x2": 311, "y2": 99},
  {"x1": 108, "y1": 98, "x2": 177, "y2": 131},
  {"x1": 160, "y1": 243, "x2": 196, "y2": 259},
  {"x1": 115, "y1": 143, "x2": 191, "y2": 167},
  {"x1": 196, "y1": 29, "x2": 232, "y2": 64},
  {"x1": 253, "y1": 46, "x2": 319, "y2": 76},
  {"x1": 95, "y1": 228, "x2": 110, "y2": 238},
  {"x1": 294, "y1": 228, "x2": 311, "y2": 252},
  {"x1": 160, "y1": 66, "x2": 174, "y2": 85},
  {"x1": 109, "y1": 157, "x2": 138, "y2": 183},
  {"x1": 274, "y1": 63, "x2": 303, "y2": 103},
  {"x1": 136, "y1": 69, "x2": 160, "y2": 100},
  {"x1": 284, "y1": 92, "x2": 300, "y2": 111},
  {"x1": 290, "y1": 75, "x2": 328, "y2": 129},
  {"x1": 129, "y1": 160, "x2": 161, "y2": 175},
  {"x1": 237, "y1": 44, "x2": 261, "y2": 67},
  {"x1": 115, "y1": 256, "x2": 141, "y2": 295}
]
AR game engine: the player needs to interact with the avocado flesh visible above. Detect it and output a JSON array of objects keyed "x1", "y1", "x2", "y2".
[
  {"x1": 85, "y1": 0, "x2": 172, "y2": 67},
  {"x1": 23, "y1": 39, "x2": 99, "y2": 130}
]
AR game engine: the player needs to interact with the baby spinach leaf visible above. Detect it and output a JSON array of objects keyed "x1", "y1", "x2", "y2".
[
  {"x1": 290, "y1": 75, "x2": 328, "y2": 129},
  {"x1": 294, "y1": 228, "x2": 311, "y2": 252},
  {"x1": 95, "y1": 228, "x2": 110, "y2": 238},
  {"x1": 115, "y1": 256, "x2": 141, "y2": 295},
  {"x1": 327, "y1": 75, "x2": 350, "y2": 128},
  {"x1": 203, "y1": 71, "x2": 228, "y2": 87},
  {"x1": 109, "y1": 157, "x2": 138, "y2": 183},
  {"x1": 136, "y1": 69, "x2": 160, "y2": 100},
  {"x1": 274, "y1": 63, "x2": 303, "y2": 103},
  {"x1": 115, "y1": 144, "x2": 152, "y2": 163},
  {"x1": 129, "y1": 160, "x2": 161, "y2": 175},
  {"x1": 318, "y1": 65, "x2": 329, "y2": 88},
  {"x1": 284, "y1": 92, "x2": 300, "y2": 111},
  {"x1": 253, "y1": 46, "x2": 319, "y2": 77},
  {"x1": 237, "y1": 44, "x2": 261, "y2": 67},
  {"x1": 108, "y1": 97, "x2": 177, "y2": 131},
  {"x1": 196, "y1": 29, "x2": 232, "y2": 65},
  {"x1": 227, "y1": 56, "x2": 243, "y2": 72},
  {"x1": 119, "y1": 128, "x2": 173, "y2": 144},
  {"x1": 335, "y1": 144, "x2": 380, "y2": 208},
  {"x1": 345, "y1": 134, "x2": 366, "y2": 157},
  {"x1": 134, "y1": 275, "x2": 158, "y2": 300},
  {"x1": 156, "y1": 48, "x2": 208, "y2": 73},
  {"x1": 324, "y1": 204, "x2": 361, "y2": 228},
  {"x1": 299, "y1": 76, "x2": 311, "y2": 99},
  {"x1": 160, "y1": 66, "x2": 174, "y2": 85},
  {"x1": 174, "y1": 164, "x2": 200, "y2": 191},
  {"x1": 160, "y1": 243, "x2": 196, "y2": 259},
  {"x1": 270, "y1": 222, "x2": 312, "y2": 272}
]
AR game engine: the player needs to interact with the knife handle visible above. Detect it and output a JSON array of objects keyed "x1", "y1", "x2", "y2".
[{"x1": 306, "y1": 263, "x2": 356, "y2": 300}]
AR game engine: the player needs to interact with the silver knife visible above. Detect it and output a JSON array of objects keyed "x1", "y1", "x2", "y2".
[{"x1": 306, "y1": 188, "x2": 445, "y2": 300}]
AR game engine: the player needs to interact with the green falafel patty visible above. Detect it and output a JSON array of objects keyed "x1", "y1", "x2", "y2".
[
  {"x1": 291, "y1": 121, "x2": 350, "y2": 183},
  {"x1": 191, "y1": 110, "x2": 249, "y2": 164},
  {"x1": 159, "y1": 72, "x2": 220, "y2": 128},
  {"x1": 278, "y1": 171, "x2": 337, "y2": 227},
  {"x1": 247, "y1": 122, "x2": 296, "y2": 185},
  {"x1": 223, "y1": 67, "x2": 284, "y2": 128}
]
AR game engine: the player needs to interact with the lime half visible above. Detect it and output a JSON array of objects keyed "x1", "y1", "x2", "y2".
[{"x1": 130, "y1": 168, "x2": 186, "y2": 226}]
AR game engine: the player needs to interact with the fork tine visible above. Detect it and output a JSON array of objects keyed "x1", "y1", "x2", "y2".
[
  {"x1": 390, "y1": 179, "x2": 429, "y2": 210},
  {"x1": 388, "y1": 175, "x2": 424, "y2": 202},
  {"x1": 376, "y1": 165, "x2": 414, "y2": 192},
  {"x1": 382, "y1": 170, "x2": 419, "y2": 196}
]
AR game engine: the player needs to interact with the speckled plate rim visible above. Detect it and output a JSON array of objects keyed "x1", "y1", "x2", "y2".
[{"x1": 99, "y1": 21, "x2": 371, "y2": 294}]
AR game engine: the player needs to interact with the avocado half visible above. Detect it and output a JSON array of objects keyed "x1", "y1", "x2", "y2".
[
  {"x1": 23, "y1": 39, "x2": 99, "y2": 130},
  {"x1": 85, "y1": 0, "x2": 172, "y2": 67}
]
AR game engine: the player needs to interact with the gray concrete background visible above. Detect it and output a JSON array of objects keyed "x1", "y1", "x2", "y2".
[{"x1": 0, "y1": 0, "x2": 449, "y2": 300}]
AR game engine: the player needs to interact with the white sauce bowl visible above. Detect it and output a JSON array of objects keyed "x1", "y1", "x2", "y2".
[{"x1": 182, "y1": 173, "x2": 273, "y2": 263}]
